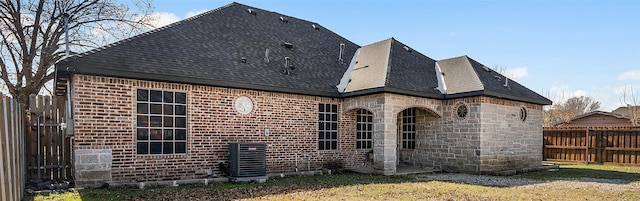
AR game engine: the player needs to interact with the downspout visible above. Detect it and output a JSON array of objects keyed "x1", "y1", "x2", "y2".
[{"x1": 62, "y1": 12, "x2": 74, "y2": 179}]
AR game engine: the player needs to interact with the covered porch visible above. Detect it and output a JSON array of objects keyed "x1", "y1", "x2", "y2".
[{"x1": 342, "y1": 93, "x2": 443, "y2": 175}]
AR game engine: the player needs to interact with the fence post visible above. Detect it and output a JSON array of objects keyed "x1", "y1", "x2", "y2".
[{"x1": 585, "y1": 127, "x2": 590, "y2": 163}]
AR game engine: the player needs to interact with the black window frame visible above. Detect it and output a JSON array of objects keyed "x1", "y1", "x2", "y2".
[
  {"x1": 401, "y1": 108, "x2": 416, "y2": 149},
  {"x1": 318, "y1": 103, "x2": 338, "y2": 150},
  {"x1": 136, "y1": 89, "x2": 188, "y2": 155},
  {"x1": 356, "y1": 109, "x2": 373, "y2": 149}
]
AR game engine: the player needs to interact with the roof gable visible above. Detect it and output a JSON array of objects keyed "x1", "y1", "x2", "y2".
[
  {"x1": 555, "y1": 111, "x2": 631, "y2": 127},
  {"x1": 343, "y1": 38, "x2": 392, "y2": 93},
  {"x1": 436, "y1": 56, "x2": 484, "y2": 94}
]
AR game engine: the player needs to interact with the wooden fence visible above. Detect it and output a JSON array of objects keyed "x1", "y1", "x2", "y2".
[
  {"x1": 543, "y1": 127, "x2": 640, "y2": 165},
  {"x1": 26, "y1": 95, "x2": 71, "y2": 183},
  {"x1": 0, "y1": 96, "x2": 26, "y2": 201}
]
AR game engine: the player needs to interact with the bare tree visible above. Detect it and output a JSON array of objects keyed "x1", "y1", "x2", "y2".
[
  {"x1": 0, "y1": 0, "x2": 153, "y2": 107},
  {"x1": 561, "y1": 96, "x2": 600, "y2": 118},
  {"x1": 544, "y1": 96, "x2": 600, "y2": 127},
  {"x1": 619, "y1": 86, "x2": 639, "y2": 126}
]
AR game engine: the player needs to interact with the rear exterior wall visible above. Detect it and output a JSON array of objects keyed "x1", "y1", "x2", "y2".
[
  {"x1": 479, "y1": 97, "x2": 543, "y2": 172},
  {"x1": 72, "y1": 75, "x2": 371, "y2": 186}
]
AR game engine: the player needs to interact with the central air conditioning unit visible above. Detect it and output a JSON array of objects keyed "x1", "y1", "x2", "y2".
[{"x1": 228, "y1": 142, "x2": 268, "y2": 182}]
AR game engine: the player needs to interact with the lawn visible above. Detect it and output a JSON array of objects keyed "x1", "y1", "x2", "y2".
[{"x1": 26, "y1": 163, "x2": 640, "y2": 201}]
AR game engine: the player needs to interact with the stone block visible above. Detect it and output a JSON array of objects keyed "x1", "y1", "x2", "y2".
[
  {"x1": 99, "y1": 153, "x2": 112, "y2": 163},
  {"x1": 78, "y1": 170, "x2": 111, "y2": 181},
  {"x1": 79, "y1": 155, "x2": 99, "y2": 164}
]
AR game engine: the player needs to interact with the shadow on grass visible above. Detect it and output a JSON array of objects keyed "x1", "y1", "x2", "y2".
[
  {"x1": 69, "y1": 173, "x2": 415, "y2": 201},
  {"x1": 513, "y1": 163, "x2": 640, "y2": 184}
]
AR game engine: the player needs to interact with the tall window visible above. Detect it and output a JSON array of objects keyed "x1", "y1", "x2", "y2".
[
  {"x1": 401, "y1": 108, "x2": 416, "y2": 149},
  {"x1": 137, "y1": 89, "x2": 187, "y2": 155},
  {"x1": 356, "y1": 109, "x2": 373, "y2": 149},
  {"x1": 318, "y1": 103, "x2": 338, "y2": 150}
]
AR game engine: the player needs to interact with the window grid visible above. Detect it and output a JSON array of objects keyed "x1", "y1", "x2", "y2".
[
  {"x1": 136, "y1": 89, "x2": 187, "y2": 155},
  {"x1": 356, "y1": 109, "x2": 373, "y2": 149},
  {"x1": 318, "y1": 103, "x2": 338, "y2": 150},
  {"x1": 401, "y1": 108, "x2": 416, "y2": 149}
]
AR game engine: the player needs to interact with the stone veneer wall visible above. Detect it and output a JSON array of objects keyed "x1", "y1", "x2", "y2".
[
  {"x1": 478, "y1": 97, "x2": 543, "y2": 172},
  {"x1": 72, "y1": 75, "x2": 371, "y2": 187},
  {"x1": 413, "y1": 97, "x2": 482, "y2": 172},
  {"x1": 396, "y1": 96, "x2": 543, "y2": 173},
  {"x1": 352, "y1": 93, "x2": 443, "y2": 174}
]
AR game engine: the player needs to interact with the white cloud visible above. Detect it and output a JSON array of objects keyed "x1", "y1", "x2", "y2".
[
  {"x1": 504, "y1": 67, "x2": 528, "y2": 79},
  {"x1": 617, "y1": 70, "x2": 640, "y2": 80},
  {"x1": 185, "y1": 9, "x2": 208, "y2": 18},
  {"x1": 147, "y1": 12, "x2": 180, "y2": 28},
  {"x1": 572, "y1": 90, "x2": 586, "y2": 97},
  {"x1": 448, "y1": 31, "x2": 457, "y2": 37}
]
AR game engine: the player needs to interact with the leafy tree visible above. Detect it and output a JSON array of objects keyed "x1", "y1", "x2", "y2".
[
  {"x1": 544, "y1": 96, "x2": 600, "y2": 126},
  {"x1": 0, "y1": 0, "x2": 153, "y2": 107}
]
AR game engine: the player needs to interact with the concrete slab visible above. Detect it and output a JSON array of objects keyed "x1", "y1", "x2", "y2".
[{"x1": 348, "y1": 165, "x2": 438, "y2": 175}]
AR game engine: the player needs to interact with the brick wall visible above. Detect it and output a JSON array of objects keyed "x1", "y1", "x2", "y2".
[
  {"x1": 73, "y1": 75, "x2": 371, "y2": 185},
  {"x1": 72, "y1": 74, "x2": 545, "y2": 186}
]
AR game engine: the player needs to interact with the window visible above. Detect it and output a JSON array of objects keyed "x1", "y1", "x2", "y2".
[
  {"x1": 456, "y1": 103, "x2": 468, "y2": 120},
  {"x1": 136, "y1": 89, "x2": 187, "y2": 155},
  {"x1": 401, "y1": 108, "x2": 416, "y2": 149},
  {"x1": 356, "y1": 109, "x2": 373, "y2": 149},
  {"x1": 519, "y1": 107, "x2": 527, "y2": 121},
  {"x1": 318, "y1": 103, "x2": 338, "y2": 150}
]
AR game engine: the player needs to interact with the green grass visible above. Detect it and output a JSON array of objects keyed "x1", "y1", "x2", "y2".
[{"x1": 25, "y1": 164, "x2": 640, "y2": 201}]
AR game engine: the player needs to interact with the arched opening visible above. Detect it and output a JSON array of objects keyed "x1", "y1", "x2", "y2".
[{"x1": 396, "y1": 106, "x2": 440, "y2": 168}]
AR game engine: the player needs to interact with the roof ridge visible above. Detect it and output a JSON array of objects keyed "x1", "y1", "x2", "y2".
[
  {"x1": 462, "y1": 56, "x2": 484, "y2": 91},
  {"x1": 389, "y1": 37, "x2": 436, "y2": 62},
  {"x1": 438, "y1": 55, "x2": 467, "y2": 62},
  {"x1": 384, "y1": 38, "x2": 394, "y2": 86},
  {"x1": 61, "y1": 2, "x2": 238, "y2": 62}
]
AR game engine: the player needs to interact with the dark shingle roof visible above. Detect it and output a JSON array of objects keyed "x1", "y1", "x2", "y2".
[
  {"x1": 55, "y1": 2, "x2": 551, "y2": 106},
  {"x1": 467, "y1": 57, "x2": 551, "y2": 105},
  {"x1": 384, "y1": 39, "x2": 442, "y2": 99},
  {"x1": 56, "y1": 2, "x2": 358, "y2": 97}
]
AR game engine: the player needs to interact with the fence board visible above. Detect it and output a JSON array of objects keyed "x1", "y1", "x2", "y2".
[
  {"x1": 26, "y1": 95, "x2": 70, "y2": 184},
  {"x1": 544, "y1": 127, "x2": 640, "y2": 165},
  {"x1": 0, "y1": 96, "x2": 26, "y2": 201}
]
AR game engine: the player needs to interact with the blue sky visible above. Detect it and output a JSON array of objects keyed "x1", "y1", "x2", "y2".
[{"x1": 147, "y1": 0, "x2": 640, "y2": 110}]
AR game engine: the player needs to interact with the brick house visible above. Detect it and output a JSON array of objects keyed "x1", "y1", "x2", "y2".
[{"x1": 54, "y1": 3, "x2": 551, "y2": 187}]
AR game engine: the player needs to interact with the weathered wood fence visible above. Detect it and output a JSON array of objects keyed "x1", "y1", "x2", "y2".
[
  {"x1": 0, "y1": 96, "x2": 26, "y2": 201},
  {"x1": 543, "y1": 127, "x2": 640, "y2": 165},
  {"x1": 26, "y1": 95, "x2": 71, "y2": 183}
]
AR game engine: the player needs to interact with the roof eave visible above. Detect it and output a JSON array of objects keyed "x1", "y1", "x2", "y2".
[
  {"x1": 482, "y1": 90, "x2": 552, "y2": 105},
  {"x1": 341, "y1": 86, "x2": 444, "y2": 99},
  {"x1": 63, "y1": 67, "x2": 343, "y2": 98}
]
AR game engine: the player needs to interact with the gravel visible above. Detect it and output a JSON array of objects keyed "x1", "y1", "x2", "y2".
[{"x1": 415, "y1": 173, "x2": 640, "y2": 190}]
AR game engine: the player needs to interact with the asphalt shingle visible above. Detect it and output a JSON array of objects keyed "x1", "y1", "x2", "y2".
[{"x1": 55, "y1": 2, "x2": 551, "y2": 105}]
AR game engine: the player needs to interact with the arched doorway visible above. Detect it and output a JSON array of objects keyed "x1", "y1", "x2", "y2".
[{"x1": 396, "y1": 107, "x2": 440, "y2": 167}]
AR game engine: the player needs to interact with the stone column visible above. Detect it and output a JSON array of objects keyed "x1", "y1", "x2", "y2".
[{"x1": 373, "y1": 108, "x2": 397, "y2": 175}]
